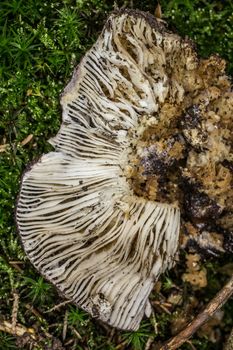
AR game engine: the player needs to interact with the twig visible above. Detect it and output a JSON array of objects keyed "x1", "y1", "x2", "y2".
[
  {"x1": 224, "y1": 327, "x2": 233, "y2": 350},
  {"x1": 115, "y1": 340, "x2": 128, "y2": 349},
  {"x1": 45, "y1": 299, "x2": 71, "y2": 313},
  {"x1": 11, "y1": 292, "x2": 19, "y2": 334},
  {"x1": 48, "y1": 323, "x2": 62, "y2": 329},
  {"x1": 25, "y1": 304, "x2": 54, "y2": 340},
  {"x1": 152, "y1": 300, "x2": 171, "y2": 315},
  {"x1": 9, "y1": 261, "x2": 23, "y2": 273},
  {"x1": 186, "y1": 340, "x2": 197, "y2": 350},
  {"x1": 25, "y1": 303, "x2": 43, "y2": 320},
  {"x1": 62, "y1": 309, "x2": 68, "y2": 341},
  {"x1": 151, "y1": 311, "x2": 158, "y2": 335},
  {"x1": 0, "y1": 134, "x2": 33, "y2": 153},
  {"x1": 21, "y1": 134, "x2": 33, "y2": 146},
  {"x1": 71, "y1": 326, "x2": 82, "y2": 340},
  {"x1": 109, "y1": 328, "x2": 116, "y2": 342},
  {"x1": 65, "y1": 338, "x2": 75, "y2": 346},
  {"x1": 0, "y1": 320, "x2": 64, "y2": 349},
  {"x1": 158, "y1": 275, "x2": 233, "y2": 350},
  {"x1": 0, "y1": 144, "x2": 8, "y2": 152},
  {"x1": 41, "y1": 324, "x2": 54, "y2": 339},
  {"x1": 0, "y1": 320, "x2": 36, "y2": 339},
  {"x1": 9, "y1": 261, "x2": 24, "y2": 264},
  {"x1": 145, "y1": 336, "x2": 154, "y2": 350}
]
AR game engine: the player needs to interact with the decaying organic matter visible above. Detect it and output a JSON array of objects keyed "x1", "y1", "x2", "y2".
[
  {"x1": 16, "y1": 9, "x2": 232, "y2": 330},
  {"x1": 159, "y1": 274, "x2": 233, "y2": 350}
]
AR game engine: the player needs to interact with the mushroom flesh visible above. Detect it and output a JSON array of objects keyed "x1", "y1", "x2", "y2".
[{"x1": 16, "y1": 9, "x2": 233, "y2": 330}]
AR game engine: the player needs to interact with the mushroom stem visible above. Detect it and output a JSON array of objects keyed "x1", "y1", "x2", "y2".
[{"x1": 158, "y1": 274, "x2": 233, "y2": 350}]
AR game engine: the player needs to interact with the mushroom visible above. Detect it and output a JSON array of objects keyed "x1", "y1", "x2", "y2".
[{"x1": 16, "y1": 9, "x2": 232, "y2": 330}]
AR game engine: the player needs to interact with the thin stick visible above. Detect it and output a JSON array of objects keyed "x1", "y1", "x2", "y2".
[
  {"x1": 0, "y1": 320, "x2": 36, "y2": 339},
  {"x1": 45, "y1": 299, "x2": 71, "y2": 313},
  {"x1": 0, "y1": 134, "x2": 33, "y2": 153},
  {"x1": 158, "y1": 274, "x2": 233, "y2": 350},
  {"x1": 145, "y1": 336, "x2": 154, "y2": 350},
  {"x1": 152, "y1": 301, "x2": 171, "y2": 315},
  {"x1": 71, "y1": 326, "x2": 82, "y2": 340},
  {"x1": 224, "y1": 327, "x2": 233, "y2": 350},
  {"x1": 11, "y1": 292, "x2": 19, "y2": 334},
  {"x1": 62, "y1": 309, "x2": 68, "y2": 341},
  {"x1": 9, "y1": 262, "x2": 23, "y2": 273},
  {"x1": 25, "y1": 303, "x2": 43, "y2": 320}
]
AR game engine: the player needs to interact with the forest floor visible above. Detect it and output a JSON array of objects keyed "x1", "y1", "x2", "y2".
[{"x1": 0, "y1": 1, "x2": 233, "y2": 349}]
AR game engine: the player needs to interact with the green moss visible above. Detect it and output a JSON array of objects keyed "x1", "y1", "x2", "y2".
[{"x1": 0, "y1": 1, "x2": 232, "y2": 349}]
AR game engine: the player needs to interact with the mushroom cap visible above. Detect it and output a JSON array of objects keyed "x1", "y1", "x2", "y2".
[{"x1": 16, "y1": 9, "x2": 232, "y2": 330}]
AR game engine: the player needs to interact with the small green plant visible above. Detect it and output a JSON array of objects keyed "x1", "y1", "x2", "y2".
[
  {"x1": 10, "y1": 30, "x2": 38, "y2": 69},
  {"x1": 56, "y1": 6, "x2": 84, "y2": 47},
  {"x1": 163, "y1": 276, "x2": 174, "y2": 291},
  {"x1": 122, "y1": 321, "x2": 153, "y2": 350},
  {"x1": 0, "y1": 333, "x2": 18, "y2": 350},
  {"x1": 23, "y1": 276, "x2": 53, "y2": 304},
  {"x1": 68, "y1": 305, "x2": 89, "y2": 327}
]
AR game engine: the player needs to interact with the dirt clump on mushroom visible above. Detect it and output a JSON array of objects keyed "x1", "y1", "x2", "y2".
[{"x1": 125, "y1": 52, "x2": 233, "y2": 255}]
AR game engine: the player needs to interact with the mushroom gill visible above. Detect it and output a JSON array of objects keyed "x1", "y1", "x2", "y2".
[{"x1": 16, "y1": 9, "x2": 232, "y2": 330}]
